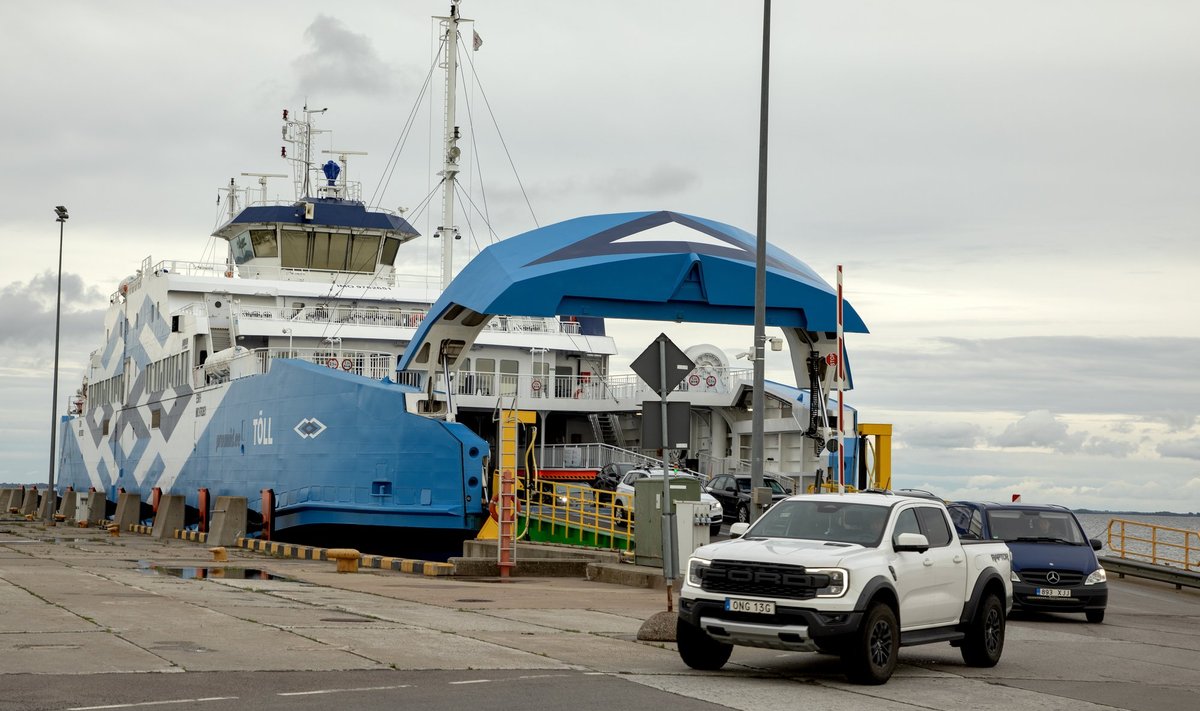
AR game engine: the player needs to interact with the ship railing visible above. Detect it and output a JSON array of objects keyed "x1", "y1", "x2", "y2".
[
  {"x1": 537, "y1": 443, "x2": 665, "y2": 471},
  {"x1": 228, "y1": 305, "x2": 579, "y2": 336},
  {"x1": 450, "y1": 367, "x2": 753, "y2": 404},
  {"x1": 525, "y1": 479, "x2": 632, "y2": 551},
  {"x1": 1107, "y1": 519, "x2": 1200, "y2": 572},
  {"x1": 195, "y1": 347, "x2": 399, "y2": 386}
]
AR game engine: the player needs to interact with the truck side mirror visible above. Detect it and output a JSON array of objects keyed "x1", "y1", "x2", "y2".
[
  {"x1": 729, "y1": 522, "x2": 750, "y2": 539},
  {"x1": 893, "y1": 532, "x2": 929, "y2": 553}
]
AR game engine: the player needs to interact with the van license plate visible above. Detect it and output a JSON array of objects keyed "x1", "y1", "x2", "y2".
[
  {"x1": 1035, "y1": 588, "x2": 1071, "y2": 598},
  {"x1": 726, "y1": 598, "x2": 775, "y2": 614}
]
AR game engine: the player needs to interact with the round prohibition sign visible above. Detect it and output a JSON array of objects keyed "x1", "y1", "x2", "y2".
[
  {"x1": 325, "y1": 357, "x2": 339, "y2": 369},
  {"x1": 341, "y1": 358, "x2": 354, "y2": 371},
  {"x1": 825, "y1": 353, "x2": 839, "y2": 367},
  {"x1": 688, "y1": 374, "x2": 701, "y2": 386},
  {"x1": 705, "y1": 375, "x2": 717, "y2": 387},
  {"x1": 531, "y1": 379, "x2": 543, "y2": 392}
]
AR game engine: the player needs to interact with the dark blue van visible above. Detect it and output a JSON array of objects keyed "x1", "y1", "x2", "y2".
[{"x1": 948, "y1": 502, "x2": 1108, "y2": 623}]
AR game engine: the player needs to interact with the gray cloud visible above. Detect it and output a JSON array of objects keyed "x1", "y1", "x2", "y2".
[
  {"x1": 903, "y1": 422, "x2": 984, "y2": 449},
  {"x1": 1157, "y1": 438, "x2": 1200, "y2": 461},
  {"x1": 293, "y1": 15, "x2": 397, "y2": 97},
  {"x1": 993, "y1": 410, "x2": 1086, "y2": 453},
  {"x1": 1144, "y1": 411, "x2": 1197, "y2": 433},
  {"x1": 0, "y1": 272, "x2": 106, "y2": 346},
  {"x1": 1080, "y1": 437, "x2": 1137, "y2": 458}
]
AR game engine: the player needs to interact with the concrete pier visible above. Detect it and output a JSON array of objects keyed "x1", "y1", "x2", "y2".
[{"x1": 0, "y1": 520, "x2": 1197, "y2": 711}]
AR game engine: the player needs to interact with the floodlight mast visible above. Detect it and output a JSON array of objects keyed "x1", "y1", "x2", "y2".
[{"x1": 47, "y1": 205, "x2": 69, "y2": 523}]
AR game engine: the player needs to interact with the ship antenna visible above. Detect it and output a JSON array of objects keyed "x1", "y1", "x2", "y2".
[{"x1": 435, "y1": 0, "x2": 468, "y2": 289}]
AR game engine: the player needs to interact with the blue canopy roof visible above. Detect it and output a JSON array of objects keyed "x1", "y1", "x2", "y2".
[{"x1": 399, "y1": 210, "x2": 867, "y2": 372}]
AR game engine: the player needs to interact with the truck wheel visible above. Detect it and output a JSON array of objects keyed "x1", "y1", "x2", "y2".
[
  {"x1": 842, "y1": 602, "x2": 898, "y2": 685},
  {"x1": 737, "y1": 505, "x2": 749, "y2": 524},
  {"x1": 960, "y1": 593, "x2": 1005, "y2": 667},
  {"x1": 676, "y1": 617, "x2": 732, "y2": 670},
  {"x1": 1086, "y1": 609, "x2": 1105, "y2": 624}
]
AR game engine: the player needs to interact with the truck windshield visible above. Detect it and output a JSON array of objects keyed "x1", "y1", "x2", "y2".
[
  {"x1": 984, "y1": 509, "x2": 1087, "y2": 545},
  {"x1": 748, "y1": 500, "x2": 888, "y2": 546}
]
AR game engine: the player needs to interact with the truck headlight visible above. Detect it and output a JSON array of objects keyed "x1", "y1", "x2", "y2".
[
  {"x1": 687, "y1": 558, "x2": 711, "y2": 586},
  {"x1": 1084, "y1": 568, "x2": 1107, "y2": 585},
  {"x1": 809, "y1": 568, "x2": 847, "y2": 597}
]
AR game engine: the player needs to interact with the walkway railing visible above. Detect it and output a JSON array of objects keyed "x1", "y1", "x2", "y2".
[
  {"x1": 1106, "y1": 518, "x2": 1200, "y2": 572},
  {"x1": 196, "y1": 347, "x2": 398, "y2": 387},
  {"x1": 526, "y1": 480, "x2": 632, "y2": 551}
]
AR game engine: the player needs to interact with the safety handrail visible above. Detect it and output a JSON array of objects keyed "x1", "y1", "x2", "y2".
[
  {"x1": 526, "y1": 480, "x2": 632, "y2": 551},
  {"x1": 1106, "y1": 518, "x2": 1200, "y2": 572}
]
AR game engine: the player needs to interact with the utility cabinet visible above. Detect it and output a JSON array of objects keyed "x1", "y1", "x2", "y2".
[{"x1": 633, "y1": 476, "x2": 703, "y2": 571}]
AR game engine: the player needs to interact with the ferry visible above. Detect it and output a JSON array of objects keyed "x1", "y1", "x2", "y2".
[{"x1": 54, "y1": 1, "x2": 867, "y2": 548}]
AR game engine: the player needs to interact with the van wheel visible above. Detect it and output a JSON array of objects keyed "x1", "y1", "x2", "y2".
[
  {"x1": 961, "y1": 593, "x2": 1005, "y2": 667},
  {"x1": 1086, "y1": 609, "x2": 1105, "y2": 623},
  {"x1": 676, "y1": 617, "x2": 732, "y2": 670},
  {"x1": 843, "y1": 602, "x2": 898, "y2": 684}
]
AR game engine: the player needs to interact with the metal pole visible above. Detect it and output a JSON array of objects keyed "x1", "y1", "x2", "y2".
[
  {"x1": 750, "y1": 0, "x2": 771, "y2": 521},
  {"x1": 837, "y1": 265, "x2": 845, "y2": 494},
  {"x1": 659, "y1": 337, "x2": 676, "y2": 590},
  {"x1": 47, "y1": 206, "x2": 68, "y2": 523}
]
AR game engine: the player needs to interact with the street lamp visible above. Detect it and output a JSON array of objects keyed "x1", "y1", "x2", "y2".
[{"x1": 46, "y1": 205, "x2": 68, "y2": 524}]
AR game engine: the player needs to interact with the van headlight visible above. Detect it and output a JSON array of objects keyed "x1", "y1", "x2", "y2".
[
  {"x1": 809, "y1": 568, "x2": 848, "y2": 597},
  {"x1": 1084, "y1": 568, "x2": 1107, "y2": 585},
  {"x1": 687, "y1": 558, "x2": 711, "y2": 586}
]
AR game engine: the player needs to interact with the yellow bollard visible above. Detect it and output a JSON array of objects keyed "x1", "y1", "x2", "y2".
[
  {"x1": 209, "y1": 547, "x2": 228, "y2": 562},
  {"x1": 107, "y1": 524, "x2": 120, "y2": 537},
  {"x1": 77, "y1": 520, "x2": 89, "y2": 528},
  {"x1": 326, "y1": 548, "x2": 361, "y2": 573}
]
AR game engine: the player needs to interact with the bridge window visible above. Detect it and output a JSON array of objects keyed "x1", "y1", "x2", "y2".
[
  {"x1": 278, "y1": 230, "x2": 381, "y2": 272},
  {"x1": 250, "y1": 229, "x2": 278, "y2": 258},
  {"x1": 280, "y1": 230, "x2": 307, "y2": 268},
  {"x1": 232, "y1": 232, "x2": 255, "y2": 264},
  {"x1": 348, "y1": 235, "x2": 381, "y2": 272},
  {"x1": 381, "y1": 236, "x2": 401, "y2": 266}
]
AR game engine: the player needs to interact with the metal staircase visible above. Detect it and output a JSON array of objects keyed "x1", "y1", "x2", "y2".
[
  {"x1": 210, "y1": 327, "x2": 232, "y2": 352},
  {"x1": 588, "y1": 413, "x2": 626, "y2": 448}
]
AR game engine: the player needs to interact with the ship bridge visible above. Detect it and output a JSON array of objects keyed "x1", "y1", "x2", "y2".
[{"x1": 399, "y1": 210, "x2": 868, "y2": 415}]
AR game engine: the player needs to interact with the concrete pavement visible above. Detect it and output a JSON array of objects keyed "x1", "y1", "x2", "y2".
[{"x1": 2, "y1": 518, "x2": 1199, "y2": 711}]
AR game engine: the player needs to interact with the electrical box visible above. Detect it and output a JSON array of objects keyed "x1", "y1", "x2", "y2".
[
  {"x1": 633, "y1": 476, "x2": 700, "y2": 569},
  {"x1": 674, "y1": 501, "x2": 712, "y2": 574}
]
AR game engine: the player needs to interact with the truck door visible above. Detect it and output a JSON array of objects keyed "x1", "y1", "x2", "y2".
[
  {"x1": 914, "y1": 505, "x2": 965, "y2": 627},
  {"x1": 889, "y1": 507, "x2": 938, "y2": 628}
]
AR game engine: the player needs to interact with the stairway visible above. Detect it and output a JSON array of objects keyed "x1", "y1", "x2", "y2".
[
  {"x1": 210, "y1": 327, "x2": 232, "y2": 352},
  {"x1": 588, "y1": 413, "x2": 626, "y2": 448}
]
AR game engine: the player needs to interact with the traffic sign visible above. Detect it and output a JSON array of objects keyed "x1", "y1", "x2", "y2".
[
  {"x1": 630, "y1": 334, "x2": 695, "y2": 395},
  {"x1": 825, "y1": 353, "x2": 838, "y2": 367}
]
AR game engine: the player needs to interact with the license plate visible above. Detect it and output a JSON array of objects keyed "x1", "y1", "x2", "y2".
[
  {"x1": 1035, "y1": 588, "x2": 1072, "y2": 598},
  {"x1": 725, "y1": 598, "x2": 775, "y2": 614}
]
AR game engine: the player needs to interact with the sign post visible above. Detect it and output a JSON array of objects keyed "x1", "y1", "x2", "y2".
[{"x1": 631, "y1": 334, "x2": 695, "y2": 594}]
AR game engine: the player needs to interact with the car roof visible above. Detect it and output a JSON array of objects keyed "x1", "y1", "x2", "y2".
[
  {"x1": 784, "y1": 492, "x2": 921, "y2": 508},
  {"x1": 952, "y1": 501, "x2": 1073, "y2": 513}
]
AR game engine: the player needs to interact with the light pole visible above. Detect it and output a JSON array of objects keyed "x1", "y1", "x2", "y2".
[
  {"x1": 282, "y1": 327, "x2": 293, "y2": 357},
  {"x1": 47, "y1": 205, "x2": 68, "y2": 524}
]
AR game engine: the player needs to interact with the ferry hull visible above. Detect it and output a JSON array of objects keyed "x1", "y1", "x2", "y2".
[{"x1": 57, "y1": 360, "x2": 490, "y2": 537}]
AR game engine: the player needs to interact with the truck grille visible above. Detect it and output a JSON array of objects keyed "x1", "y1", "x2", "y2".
[
  {"x1": 700, "y1": 560, "x2": 830, "y2": 600},
  {"x1": 1022, "y1": 569, "x2": 1084, "y2": 586}
]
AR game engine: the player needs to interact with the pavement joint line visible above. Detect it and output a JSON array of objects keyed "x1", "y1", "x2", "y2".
[
  {"x1": 67, "y1": 696, "x2": 239, "y2": 710},
  {"x1": 276, "y1": 684, "x2": 414, "y2": 696}
]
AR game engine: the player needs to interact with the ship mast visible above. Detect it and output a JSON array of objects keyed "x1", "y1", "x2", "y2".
[{"x1": 436, "y1": 1, "x2": 465, "y2": 290}]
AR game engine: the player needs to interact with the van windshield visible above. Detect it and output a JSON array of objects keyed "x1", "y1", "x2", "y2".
[{"x1": 985, "y1": 509, "x2": 1087, "y2": 545}]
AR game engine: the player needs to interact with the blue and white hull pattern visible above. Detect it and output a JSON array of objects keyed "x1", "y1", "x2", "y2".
[{"x1": 58, "y1": 360, "x2": 490, "y2": 534}]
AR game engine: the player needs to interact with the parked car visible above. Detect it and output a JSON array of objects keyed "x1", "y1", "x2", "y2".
[
  {"x1": 614, "y1": 468, "x2": 724, "y2": 536},
  {"x1": 703, "y1": 474, "x2": 791, "y2": 524},
  {"x1": 947, "y1": 501, "x2": 1107, "y2": 623},
  {"x1": 593, "y1": 462, "x2": 635, "y2": 492}
]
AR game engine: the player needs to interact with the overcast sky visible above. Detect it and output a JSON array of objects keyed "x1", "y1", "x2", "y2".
[{"x1": 2, "y1": 1, "x2": 1197, "y2": 513}]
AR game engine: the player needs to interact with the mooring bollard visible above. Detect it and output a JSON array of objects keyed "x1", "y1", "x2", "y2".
[
  {"x1": 326, "y1": 548, "x2": 362, "y2": 573},
  {"x1": 209, "y1": 547, "x2": 228, "y2": 562}
]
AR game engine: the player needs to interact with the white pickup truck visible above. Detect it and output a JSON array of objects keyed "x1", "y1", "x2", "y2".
[{"x1": 677, "y1": 492, "x2": 1013, "y2": 684}]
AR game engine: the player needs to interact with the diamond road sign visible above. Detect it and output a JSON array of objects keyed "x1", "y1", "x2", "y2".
[{"x1": 630, "y1": 333, "x2": 695, "y2": 395}]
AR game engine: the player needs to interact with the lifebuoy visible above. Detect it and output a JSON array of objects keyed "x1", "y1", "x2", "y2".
[{"x1": 488, "y1": 494, "x2": 523, "y2": 521}]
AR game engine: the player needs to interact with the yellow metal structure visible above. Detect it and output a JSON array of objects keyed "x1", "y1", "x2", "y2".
[
  {"x1": 495, "y1": 409, "x2": 535, "y2": 577},
  {"x1": 1107, "y1": 519, "x2": 1200, "y2": 572},
  {"x1": 858, "y1": 423, "x2": 892, "y2": 491}
]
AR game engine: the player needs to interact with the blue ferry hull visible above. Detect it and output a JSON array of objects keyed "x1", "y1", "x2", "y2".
[{"x1": 57, "y1": 360, "x2": 490, "y2": 537}]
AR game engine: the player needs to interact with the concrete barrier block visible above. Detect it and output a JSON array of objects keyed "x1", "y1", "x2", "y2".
[
  {"x1": 208, "y1": 496, "x2": 248, "y2": 547},
  {"x1": 19, "y1": 489, "x2": 39, "y2": 516},
  {"x1": 0, "y1": 488, "x2": 14, "y2": 511},
  {"x1": 113, "y1": 492, "x2": 141, "y2": 530},
  {"x1": 85, "y1": 493, "x2": 107, "y2": 525},
  {"x1": 57, "y1": 491, "x2": 77, "y2": 521},
  {"x1": 151, "y1": 495, "x2": 185, "y2": 539},
  {"x1": 38, "y1": 493, "x2": 55, "y2": 520}
]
